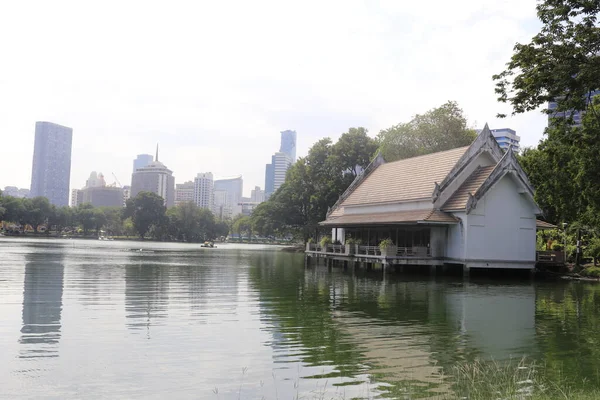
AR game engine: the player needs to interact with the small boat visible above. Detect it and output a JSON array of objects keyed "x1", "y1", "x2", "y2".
[{"x1": 201, "y1": 241, "x2": 216, "y2": 248}]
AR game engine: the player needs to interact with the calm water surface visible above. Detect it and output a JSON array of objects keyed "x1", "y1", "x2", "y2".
[{"x1": 1, "y1": 238, "x2": 599, "y2": 399}]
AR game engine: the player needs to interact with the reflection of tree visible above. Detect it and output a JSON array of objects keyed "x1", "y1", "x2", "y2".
[
  {"x1": 249, "y1": 256, "x2": 541, "y2": 398},
  {"x1": 535, "y1": 282, "x2": 600, "y2": 388},
  {"x1": 19, "y1": 252, "x2": 65, "y2": 358},
  {"x1": 248, "y1": 253, "x2": 369, "y2": 380},
  {"x1": 125, "y1": 264, "x2": 170, "y2": 337}
]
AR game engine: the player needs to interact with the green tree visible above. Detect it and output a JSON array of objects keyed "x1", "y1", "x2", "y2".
[
  {"x1": 251, "y1": 129, "x2": 377, "y2": 241},
  {"x1": 377, "y1": 101, "x2": 476, "y2": 162},
  {"x1": 76, "y1": 203, "x2": 96, "y2": 235},
  {"x1": 493, "y1": 0, "x2": 600, "y2": 121},
  {"x1": 166, "y1": 202, "x2": 216, "y2": 242},
  {"x1": 124, "y1": 192, "x2": 167, "y2": 239},
  {"x1": 233, "y1": 215, "x2": 252, "y2": 240},
  {"x1": 332, "y1": 127, "x2": 378, "y2": 179}
]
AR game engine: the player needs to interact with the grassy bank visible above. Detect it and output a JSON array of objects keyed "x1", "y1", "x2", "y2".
[{"x1": 216, "y1": 358, "x2": 600, "y2": 399}]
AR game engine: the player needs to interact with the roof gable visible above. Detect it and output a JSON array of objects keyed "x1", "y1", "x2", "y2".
[
  {"x1": 441, "y1": 165, "x2": 495, "y2": 211},
  {"x1": 432, "y1": 124, "x2": 505, "y2": 204},
  {"x1": 465, "y1": 147, "x2": 541, "y2": 215}
]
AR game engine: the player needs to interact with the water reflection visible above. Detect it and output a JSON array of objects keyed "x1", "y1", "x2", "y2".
[
  {"x1": 125, "y1": 264, "x2": 170, "y2": 336},
  {"x1": 19, "y1": 253, "x2": 64, "y2": 358},
  {"x1": 249, "y1": 256, "x2": 543, "y2": 398}
]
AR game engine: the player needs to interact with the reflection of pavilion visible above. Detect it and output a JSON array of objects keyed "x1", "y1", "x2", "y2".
[
  {"x1": 19, "y1": 254, "x2": 65, "y2": 358},
  {"x1": 445, "y1": 283, "x2": 537, "y2": 360}
]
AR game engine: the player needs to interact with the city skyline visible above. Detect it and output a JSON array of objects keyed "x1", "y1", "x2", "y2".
[{"x1": 1, "y1": 0, "x2": 549, "y2": 197}]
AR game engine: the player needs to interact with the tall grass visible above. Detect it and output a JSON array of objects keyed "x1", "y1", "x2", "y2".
[{"x1": 214, "y1": 358, "x2": 600, "y2": 399}]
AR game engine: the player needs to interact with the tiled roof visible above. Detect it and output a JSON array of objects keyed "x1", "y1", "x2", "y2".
[
  {"x1": 536, "y1": 220, "x2": 558, "y2": 230},
  {"x1": 340, "y1": 147, "x2": 468, "y2": 206},
  {"x1": 442, "y1": 165, "x2": 495, "y2": 210},
  {"x1": 320, "y1": 209, "x2": 458, "y2": 226}
]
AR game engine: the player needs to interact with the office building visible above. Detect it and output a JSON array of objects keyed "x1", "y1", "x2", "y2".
[
  {"x1": 264, "y1": 130, "x2": 296, "y2": 198},
  {"x1": 30, "y1": 121, "x2": 73, "y2": 206},
  {"x1": 86, "y1": 171, "x2": 106, "y2": 188},
  {"x1": 213, "y1": 176, "x2": 243, "y2": 219},
  {"x1": 3, "y1": 186, "x2": 30, "y2": 198},
  {"x1": 280, "y1": 130, "x2": 297, "y2": 162},
  {"x1": 548, "y1": 90, "x2": 600, "y2": 126},
  {"x1": 251, "y1": 186, "x2": 265, "y2": 203},
  {"x1": 265, "y1": 163, "x2": 274, "y2": 197},
  {"x1": 175, "y1": 181, "x2": 195, "y2": 206},
  {"x1": 265, "y1": 152, "x2": 293, "y2": 198},
  {"x1": 82, "y1": 186, "x2": 124, "y2": 208},
  {"x1": 71, "y1": 189, "x2": 83, "y2": 207},
  {"x1": 133, "y1": 154, "x2": 153, "y2": 172},
  {"x1": 193, "y1": 173, "x2": 214, "y2": 210},
  {"x1": 477, "y1": 128, "x2": 521, "y2": 151},
  {"x1": 122, "y1": 185, "x2": 131, "y2": 206},
  {"x1": 130, "y1": 147, "x2": 175, "y2": 207}
]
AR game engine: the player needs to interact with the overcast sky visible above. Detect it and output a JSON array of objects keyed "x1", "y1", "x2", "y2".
[{"x1": 0, "y1": 0, "x2": 547, "y2": 197}]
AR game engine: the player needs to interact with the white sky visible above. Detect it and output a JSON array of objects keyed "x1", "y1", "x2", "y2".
[{"x1": 0, "y1": 0, "x2": 547, "y2": 197}]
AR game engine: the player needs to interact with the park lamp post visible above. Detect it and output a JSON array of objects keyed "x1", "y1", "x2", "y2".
[{"x1": 562, "y1": 222, "x2": 568, "y2": 263}]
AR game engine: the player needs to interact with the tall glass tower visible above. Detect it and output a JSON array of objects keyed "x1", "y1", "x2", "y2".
[
  {"x1": 29, "y1": 121, "x2": 73, "y2": 206},
  {"x1": 279, "y1": 130, "x2": 297, "y2": 162}
]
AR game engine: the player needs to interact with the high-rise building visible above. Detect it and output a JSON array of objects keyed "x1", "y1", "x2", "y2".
[
  {"x1": 85, "y1": 171, "x2": 106, "y2": 188},
  {"x1": 133, "y1": 154, "x2": 153, "y2": 172},
  {"x1": 71, "y1": 189, "x2": 83, "y2": 207},
  {"x1": 130, "y1": 147, "x2": 175, "y2": 207},
  {"x1": 265, "y1": 152, "x2": 292, "y2": 198},
  {"x1": 82, "y1": 186, "x2": 124, "y2": 208},
  {"x1": 264, "y1": 131, "x2": 296, "y2": 198},
  {"x1": 265, "y1": 163, "x2": 274, "y2": 197},
  {"x1": 213, "y1": 176, "x2": 243, "y2": 219},
  {"x1": 3, "y1": 186, "x2": 30, "y2": 198},
  {"x1": 72, "y1": 171, "x2": 124, "y2": 208},
  {"x1": 280, "y1": 130, "x2": 297, "y2": 162},
  {"x1": 476, "y1": 128, "x2": 521, "y2": 151},
  {"x1": 251, "y1": 186, "x2": 265, "y2": 203},
  {"x1": 193, "y1": 173, "x2": 214, "y2": 210},
  {"x1": 548, "y1": 90, "x2": 600, "y2": 126},
  {"x1": 122, "y1": 185, "x2": 131, "y2": 207},
  {"x1": 30, "y1": 121, "x2": 73, "y2": 206},
  {"x1": 175, "y1": 181, "x2": 195, "y2": 206}
]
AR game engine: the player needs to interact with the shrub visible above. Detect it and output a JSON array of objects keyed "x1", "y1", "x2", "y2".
[
  {"x1": 320, "y1": 236, "x2": 332, "y2": 247},
  {"x1": 379, "y1": 238, "x2": 395, "y2": 251},
  {"x1": 345, "y1": 238, "x2": 362, "y2": 246},
  {"x1": 551, "y1": 243, "x2": 564, "y2": 251},
  {"x1": 580, "y1": 267, "x2": 600, "y2": 278},
  {"x1": 307, "y1": 237, "x2": 314, "y2": 244}
]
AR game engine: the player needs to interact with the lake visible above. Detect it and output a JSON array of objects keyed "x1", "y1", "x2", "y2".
[{"x1": 0, "y1": 238, "x2": 599, "y2": 399}]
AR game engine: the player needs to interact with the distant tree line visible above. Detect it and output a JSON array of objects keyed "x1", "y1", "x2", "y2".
[{"x1": 0, "y1": 191, "x2": 228, "y2": 242}]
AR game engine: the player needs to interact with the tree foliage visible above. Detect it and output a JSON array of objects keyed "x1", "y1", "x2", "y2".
[
  {"x1": 520, "y1": 100, "x2": 600, "y2": 228},
  {"x1": 124, "y1": 192, "x2": 168, "y2": 239},
  {"x1": 493, "y1": 0, "x2": 600, "y2": 121},
  {"x1": 250, "y1": 128, "x2": 378, "y2": 240},
  {"x1": 377, "y1": 101, "x2": 476, "y2": 162}
]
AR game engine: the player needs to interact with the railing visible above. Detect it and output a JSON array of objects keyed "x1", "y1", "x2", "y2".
[
  {"x1": 307, "y1": 243, "x2": 432, "y2": 258},
  {"x1": 536, "y1": 250, "x2": 565, "y2": 264},
  {"x1": 396, "y1": 246, "x2": 431, "y2": 257}
]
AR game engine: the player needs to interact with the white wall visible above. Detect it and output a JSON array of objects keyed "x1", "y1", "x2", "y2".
[
  {"x1": 446, "y1": 213, "x2": 466, "y2": 260},
  {"x1": 430, "y1": 226, "x2": 447, "y2": 258},
  {"x1": 465, "y1": 173, "x2": 537, "y2": 264}
]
